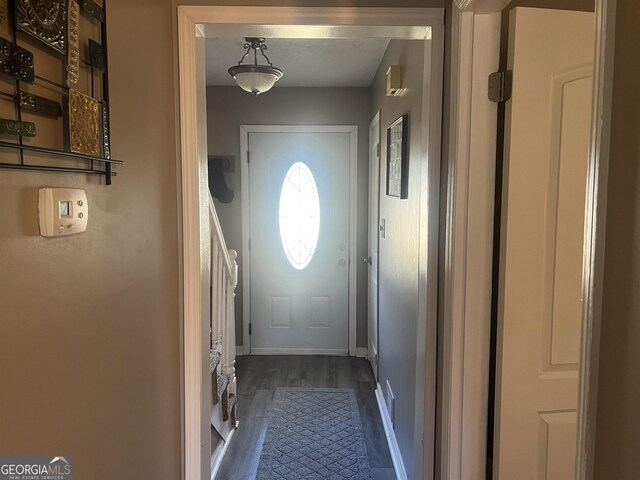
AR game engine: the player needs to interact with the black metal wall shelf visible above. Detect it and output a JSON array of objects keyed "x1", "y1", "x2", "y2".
[
  {"x1": 0, "y1": 0, "x2": 121, "y2": 186},
  {"x1": 0, "y1": 140, "x2": 121, "y2": 181}
]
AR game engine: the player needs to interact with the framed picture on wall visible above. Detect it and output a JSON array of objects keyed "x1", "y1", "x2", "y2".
[{"x1": 386, "y1": 114, "x2": 409, "y2": 198}]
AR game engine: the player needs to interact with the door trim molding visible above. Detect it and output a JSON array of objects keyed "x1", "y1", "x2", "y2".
[
  {"x1": 442, "y1": 1, "x2": 615, "y2": 479},
  {"x1": 177, "y1": 7, "x2": 209, "y2": 480},
  {"x1": 367, "y1": 110, "x2": 381, "y2": 378},
  {"x1": 576, "y1": 1, "x2": 615, "y2": 477},
  {"x1": 240, "y1": 124, "x2": 358, "y2": 356},
  {"x1": 417, "y1": 26, "x2": 445, "y2": 480},
  {"x1": 191, "y1": 6, "x2": 443, "y2": 32}
]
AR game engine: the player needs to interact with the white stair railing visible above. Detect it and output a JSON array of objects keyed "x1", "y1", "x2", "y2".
[{"x1": 208, "y1": 194, "x2": 237, "y2": 408}]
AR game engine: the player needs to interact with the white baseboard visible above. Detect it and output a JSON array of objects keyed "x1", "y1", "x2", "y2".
[
  {"x1": 235, "y1": 347, "x2": 366, "y2": 357},
  {"x1": 210, "y1": 424, "x2": 236, "y2": 480},
  {"x1": 375, "y1": 384, "x2": 407, "y2": 480},
  {"x1": 249, "y1": 348, "x2": 349, "y2": 355}
]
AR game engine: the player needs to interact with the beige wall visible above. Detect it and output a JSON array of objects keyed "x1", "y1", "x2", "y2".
[
  {"x1": 0, "y1": 1, "x2": 446, "y2": 478},
  {"x1": 594, "y1": 0, "x2": 640, "y2": 477},
  {"x1": 0, "y1": 1, "x2": 181, "y2": 479},
  {"x1": 371, "y1": 39, "x2": 426, "y2": 477},
  {"x1": 206, "y1": 86, "x2": 372, "y2": 348}
]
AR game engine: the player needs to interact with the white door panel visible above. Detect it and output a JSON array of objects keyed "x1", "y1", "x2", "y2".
[
  {"x1": 368, "y1": 113, "x2": 381, "y2": 378},
  {"x1": 249, "y1": 131, "x2": 350, "y2": 353},
  {"x1": 495, "y1": 8, "x2": 594, "y2": 479}
]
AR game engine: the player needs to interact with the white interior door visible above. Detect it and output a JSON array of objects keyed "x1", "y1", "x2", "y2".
[
  {"x1": 248, "y1": 130, "x2": 352, "y2": 354},
  {"x1": 367, "y1": 112, "x2": 381, "y2": 378},
  {"x1": 495, "y1": 7, "x2": 594, "y2": 479}
]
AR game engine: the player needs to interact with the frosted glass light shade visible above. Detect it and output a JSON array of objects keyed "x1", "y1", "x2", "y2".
[{"x1": 228, "y1": 65, "x2": 283, "y2": 95}]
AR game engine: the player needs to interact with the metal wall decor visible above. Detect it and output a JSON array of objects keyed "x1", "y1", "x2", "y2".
[
  {"x1": 19, "y1": 91, "x2": 62, "y2": 116},
  {"x1": 80, "y1": 0, "x2": 103, "y2": 22},
  {"x1": 0, "y1": 0, "x2": 121, "y2": 185},
  {"x1": 101, "y1": 101, "x2": 110, "y2": 159},
  {"x1": 69, "y1": 89, "x2": 100, "y2": 156},
  {"x1": 14, "y1": 0, "x2": 68, "y2": 55},
  {"x1": 0, "y1": 37, "x2": 34, "y2": 83},
  {"x1": 0, "y1": 118, "x2": 35, "y2": 136},
  {"x1": 88, "y1": 38, "x2": 104, "y2": 71},
  {"x1": 66, "y1": 0, "x2": 79, "y2": 88}
]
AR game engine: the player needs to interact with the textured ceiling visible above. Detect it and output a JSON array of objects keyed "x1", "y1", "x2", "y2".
[{"x1": 205, "y1": 38, "x2": 391, "y2": 88}]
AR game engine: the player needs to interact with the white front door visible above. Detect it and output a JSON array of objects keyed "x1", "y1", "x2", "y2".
[
  {"x1": 367, "y1": 112, "x2": 381, "y2": 378},
  {"x1": 495, "y1": 7, "x2": 594, "y2": 479},
  {"x1": 248, "y1": 129, "x2": 352, "y2": 354}
]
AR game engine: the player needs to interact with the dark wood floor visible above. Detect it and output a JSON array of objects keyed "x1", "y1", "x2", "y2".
[{"x1": 216, "y1": 355, "x2": 396, "y2": 480}]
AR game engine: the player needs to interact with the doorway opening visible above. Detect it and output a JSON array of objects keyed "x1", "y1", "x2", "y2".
[{"x1": 178, "y1": 6, "x2": 443, "y2": 480}]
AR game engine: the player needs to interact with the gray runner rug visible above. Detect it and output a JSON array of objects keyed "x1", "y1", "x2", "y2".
[{"x1": 256, "y1": 388, "x2": 372, "y2": 480}]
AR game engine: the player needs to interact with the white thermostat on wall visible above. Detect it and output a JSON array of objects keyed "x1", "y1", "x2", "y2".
[{"x1": 38, "y1": 187, "x2": 88, "y2": 237}]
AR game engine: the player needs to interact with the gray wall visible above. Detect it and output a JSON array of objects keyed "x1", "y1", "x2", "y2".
[
  {"x1": 206, "y1": 86, "x2": 372, "y2": 348},
  {"x1": 371, "y1": 39, "x2": 426, "y2": 477},
  {"x1": 594, "y1": 0, "x2": 640, "y2": 477}
]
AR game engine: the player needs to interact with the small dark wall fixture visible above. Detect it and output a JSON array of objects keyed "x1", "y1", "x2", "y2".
[{"x1": 208, "y1": 156, "x2": 234, "y2": 203}]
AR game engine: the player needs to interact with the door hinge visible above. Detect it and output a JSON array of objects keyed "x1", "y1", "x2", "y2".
[
  {"x1": 247, "y1": 150, "x2": 250, "y2": 163},
  {"x1": 248, "y1": 238, "x2": 251, "y2": 250},
  {"x1": 375, "y1": 142, "x2": 381, "y2": 158},
  {"x1": 488, "y1": 70, "x2": 513, "y2": 103},
  {"x1": 249, "y1": 323, "x2": 252, "y2": 335}
]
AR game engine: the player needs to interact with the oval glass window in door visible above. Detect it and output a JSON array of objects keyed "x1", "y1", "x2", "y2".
[{"x1": 278, "y1": 162, "x2": 320, "y2": 270}]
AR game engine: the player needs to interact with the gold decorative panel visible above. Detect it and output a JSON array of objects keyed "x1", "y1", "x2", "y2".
[{"x1": 69, "y1": 89, "x2": 100, "y2": 157}]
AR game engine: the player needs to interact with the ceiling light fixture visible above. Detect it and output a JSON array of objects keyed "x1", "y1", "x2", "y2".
[{"x1": 228, "y1": 38, "x2": 283, "y2": 96}]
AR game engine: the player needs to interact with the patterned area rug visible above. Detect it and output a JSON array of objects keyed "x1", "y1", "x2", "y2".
[{"x1": 256, "y1": 388, "x2": 372, "y2": 480}]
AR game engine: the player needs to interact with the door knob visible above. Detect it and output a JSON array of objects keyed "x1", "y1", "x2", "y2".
[{"x1": 363, "y1": 256, "x2": 372, "y2": 265}]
